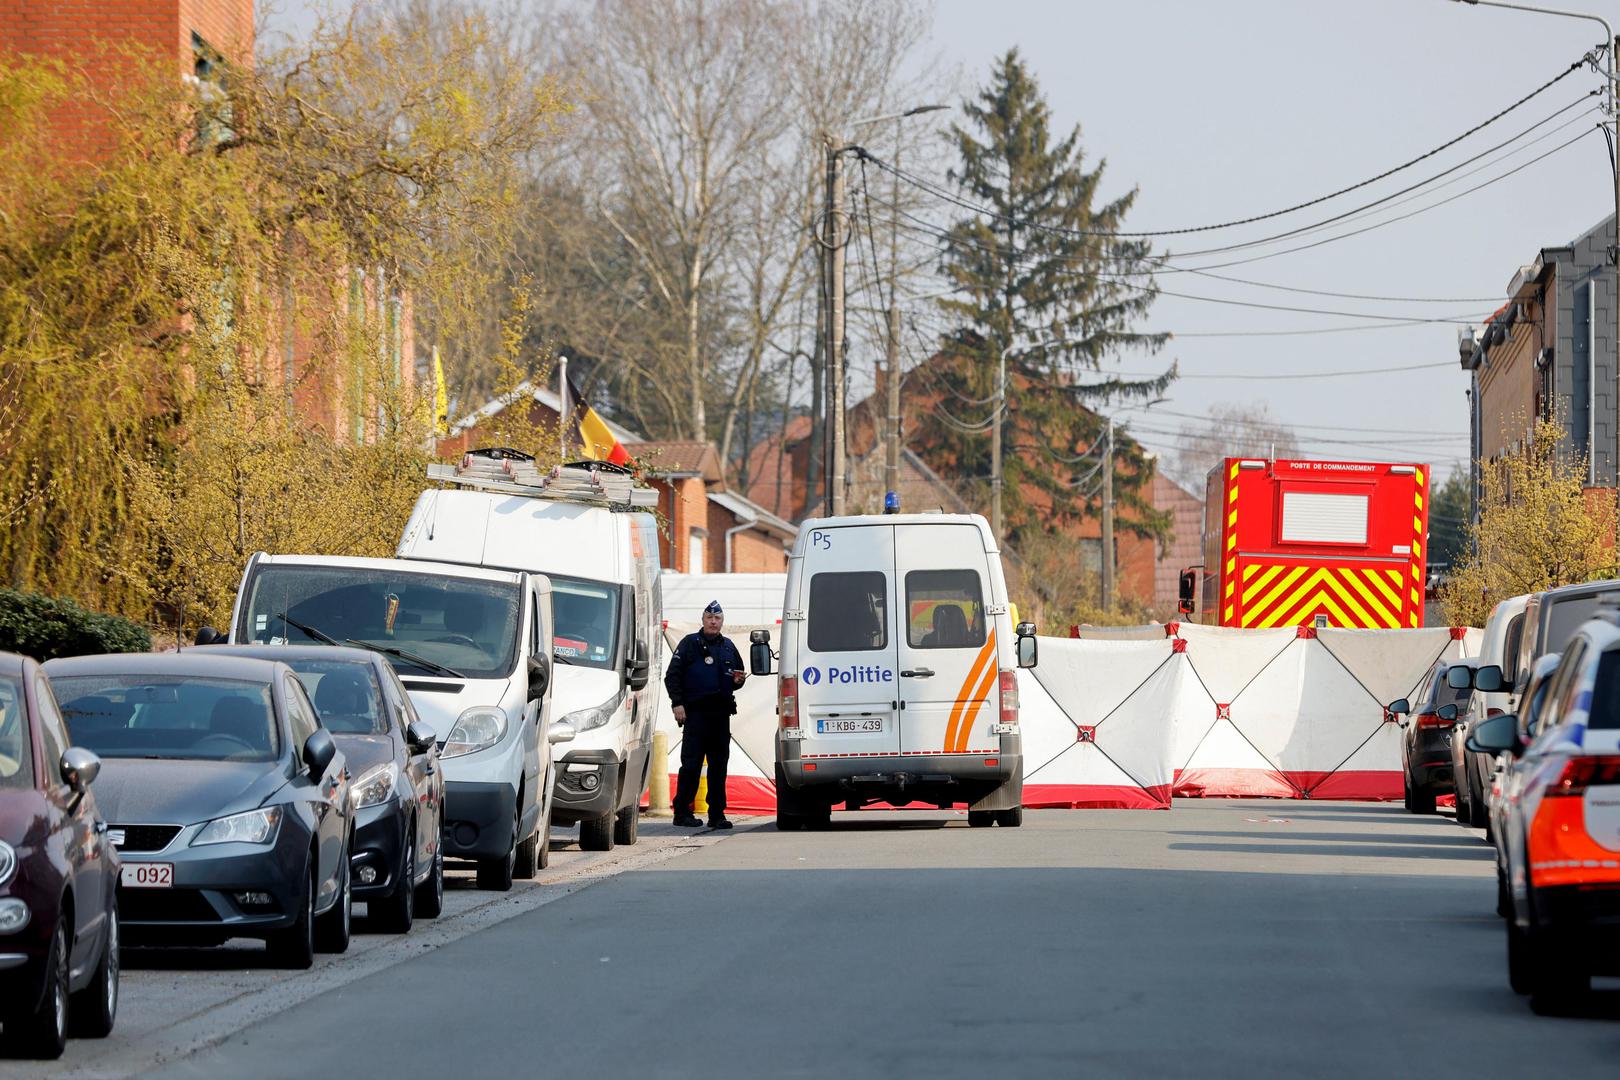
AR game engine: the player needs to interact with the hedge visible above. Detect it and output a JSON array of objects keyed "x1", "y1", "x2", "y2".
[{"x1": 0, "y1": 588, "x2": 152, "y2": 661}]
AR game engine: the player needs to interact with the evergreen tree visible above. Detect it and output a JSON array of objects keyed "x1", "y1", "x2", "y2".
[{"x1": 918, "y1": 49, "x2": 1172, "y2": 555}]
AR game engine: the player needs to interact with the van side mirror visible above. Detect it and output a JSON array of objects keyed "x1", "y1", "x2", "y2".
[
  {"x1": 527, "y1": 655, "x2": 550, "y2": 702},
  {"x1": 626, "y1": 640, "x2": 650, "y2": 691},
  {"x1": 303, "y1": 729, "x2": 337, "y2": 777},
  {"x1": 749, "y1": 629, "x2": 774, "y2": 676},
  {"x1": 1015, "y1": 621, "x2": 1038, "y2": 669},
  {"x1": 407, "y1": 721, "x2": 437, "y2": 754},
  {"x1": 1467, "y1": 713, "x2": 1519, "y2": 756},
  {"x1": 548, "y1": 721, "x2": 577, "y2": 745},
  {"x1": 1473, "y1": 665, "x2": 1504, "y2": 693},
  {"x1": 1177, "y1": 569, "x2": 1197, "y2": 615},
  {"x1": 195, "y1": 626, "x2": 226, "y2": 646},
  {"x1": 1387, "y1": 698, "x2": 1410, "y2": 716},
  {"x1": 1445, "y1": 666, "x2": 1473, "y2": 690},
  {"x1": 1437, "y1": 703, "x2": 1458, "y2": 721}
]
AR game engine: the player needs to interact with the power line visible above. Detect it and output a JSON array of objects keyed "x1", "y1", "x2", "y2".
[{"x1": 857, "y1": 55, "x2": 1589, "y2": 241}]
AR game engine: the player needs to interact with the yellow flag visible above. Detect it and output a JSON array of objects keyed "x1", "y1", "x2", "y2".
[{"x1": 432, "y1": 346, "x2": 449, "y2": 437}]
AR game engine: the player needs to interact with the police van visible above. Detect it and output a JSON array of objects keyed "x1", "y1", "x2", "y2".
[{"x1": 751, "y1": 513, "x2": 1037, "y2": 829}]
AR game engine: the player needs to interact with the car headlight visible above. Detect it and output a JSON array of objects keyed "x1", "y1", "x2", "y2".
[
  {"x1": 0, "y1": 898, "x2": 28, "y2": 934},
  {"x1": 191, "y1": 806, "x2": 283, "y2": 847},
  {"x1": 0, "y1": 840, "x2": 14, "y2": 887},
  {"x1": 351, "y1": 763, "x2": 400, "y2": 809},
  {"x1": 562, "y1": 691, "x2": 626, "y2": 734},
  {"x1": 443, "y1": 706, "x2": 507, "y2": 758}
]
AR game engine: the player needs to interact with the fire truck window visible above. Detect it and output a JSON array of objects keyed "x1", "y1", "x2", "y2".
[
  {"x1": 1590, "y1": 651, "x2": 1620, "y2": 730},
  {"x1": 808, "y1": 572, "x2": 888, "y2": 653},
  {"x1": 906, "y1": 570, "x2": 987, "y2": 650},
  {"x1": 1279, "y1": 491, "x2": 1368, "y2": 545}
]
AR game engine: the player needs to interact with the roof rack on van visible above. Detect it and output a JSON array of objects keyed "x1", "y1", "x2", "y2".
[{"x1": 427, "y1": 449, "x2": 659, "y2": 510}]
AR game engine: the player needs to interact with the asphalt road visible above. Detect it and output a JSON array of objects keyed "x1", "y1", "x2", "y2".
[{"x1": 24, "y1": 801, "x2": 1620, "y2": 1078}]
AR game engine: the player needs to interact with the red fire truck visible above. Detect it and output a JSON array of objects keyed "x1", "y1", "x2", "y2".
[{"x1": 1190, "y1": 457, "x2": 1430, "y2": 629}]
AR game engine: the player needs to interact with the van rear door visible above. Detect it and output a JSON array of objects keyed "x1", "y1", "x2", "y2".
[
  {"x1": 893, "y1": 523, "x2": 998, "y2": 756},
  {"x1": 796, "y1": 524, "x2": 900, "y2": 758}
]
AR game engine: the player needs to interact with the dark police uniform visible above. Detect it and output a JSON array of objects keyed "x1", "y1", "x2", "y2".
[{"x1": 665, "y1": 626, "x2": 745, "y2": 824}]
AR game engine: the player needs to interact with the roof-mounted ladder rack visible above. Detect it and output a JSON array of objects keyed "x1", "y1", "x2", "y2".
[{"x1": 427, "y1": 449, "x2": 659, "y2": 510}]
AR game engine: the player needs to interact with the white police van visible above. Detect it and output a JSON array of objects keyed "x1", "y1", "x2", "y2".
[{"x1": 751, "y1": 513, "x2": 1036, "y2": 829}]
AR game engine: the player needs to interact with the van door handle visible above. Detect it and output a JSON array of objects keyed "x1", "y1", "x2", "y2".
[{"x1": 900, "y1": 668, "x2": 935, "y2": 678}]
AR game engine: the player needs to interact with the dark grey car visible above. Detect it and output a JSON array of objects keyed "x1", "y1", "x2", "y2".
[
  {"x1": 200, "y1": 646, "x2": 445, "y2": 930},
  {"x1": 42, "y1": 653, "x2": 352, "y2": 969}
]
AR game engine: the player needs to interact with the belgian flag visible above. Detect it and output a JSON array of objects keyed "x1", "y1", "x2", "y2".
[{"x1": 566, "y1": 374, "x2": 632, "y2": 467}]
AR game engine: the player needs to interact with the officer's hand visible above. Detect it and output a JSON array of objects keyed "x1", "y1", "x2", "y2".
[
  {"x1": 673, "y1": 705, "x2": 686, "y2": 726},
  {"x1": 732, "y1": 670, "x2": 746, "y2": 686}
]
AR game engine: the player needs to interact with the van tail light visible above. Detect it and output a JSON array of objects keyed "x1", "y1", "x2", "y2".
[
  {"x1": 1543, "y1": 756, "x2": 1620, "y2": 797},
  {"x1": 999, "y1": 670, "x2": 1019, "y2": 726},
  {"x1": 1417, "y1": 712, "x2": 1454, "y2": 729},
  {"x1": 778, "y1": 676, "x2": 798, "y2": 728}
]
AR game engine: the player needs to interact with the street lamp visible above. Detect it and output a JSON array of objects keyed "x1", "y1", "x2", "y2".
[{"x1": 1450, "y1": 0, "x2": 1618, "y2": 484}]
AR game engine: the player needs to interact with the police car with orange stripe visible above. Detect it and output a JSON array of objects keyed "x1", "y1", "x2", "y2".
[
  {"x1": 1467, "y1": 600, "x2": 1620, "y2": 1013},
  {"x1": 748, "y1": 512, "x2": 1037, "y2": 830}
]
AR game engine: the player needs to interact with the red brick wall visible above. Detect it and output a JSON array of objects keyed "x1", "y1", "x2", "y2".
[{"x1": 729, "y1": 530, "x2": 787, "y2": 573}]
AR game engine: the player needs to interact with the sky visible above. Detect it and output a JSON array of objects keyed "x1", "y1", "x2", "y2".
[{"x1": 265, "y1": 0, "x2": 1619, "y2": 484}]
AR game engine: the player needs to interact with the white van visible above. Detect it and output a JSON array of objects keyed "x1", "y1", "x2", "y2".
[
  {"x1": 397, "y1": 454, "x2": 661, "y2": 851},
  {"x1": 1455, "y1": 594, "x2": 1528, "y2": 827},
  {"x1": 751, "y1": 513, "x2": 1037, "y2": 829},
  {"x1": 226, "y1": 553, "x2": 567, "y2": 890}
]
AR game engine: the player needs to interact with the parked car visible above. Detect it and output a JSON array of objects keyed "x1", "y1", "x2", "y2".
[
  {"x1": 1508, "y1": 579, "x2": 1620, "y2": 713},
  {"x1": 44, "y1": 652, "x2": 352, "y2": 969},
  {"x1": 0, "y1": 653, "x2": 119, "y2": 1059},
  {"x1": 219, "y1": 555, "x2": 570, "y2": 891},
  {"x1": 1387, "y1": 657, "x2": 1478, "y2": 814},
  {"x1": 1486, "y1": 652, "x2": 1560, "y2": 916},
  {"x1": 200, "y1": 646, "x2": 446, "y2": 930},
  {"x1": 1468, "y1": 605, "x2": 1620, "y2": 1013},
  {"x1": 1452, "y1": 595, "x2": 1528, "y2": 829}
]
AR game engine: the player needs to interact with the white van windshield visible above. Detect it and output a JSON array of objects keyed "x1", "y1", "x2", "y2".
[
  {"x1": 239, "y1": 564, "x2": 522, "y2": 680},
  {"x1": 551, "y1": 576, "x2": 620, "y2": 670}
]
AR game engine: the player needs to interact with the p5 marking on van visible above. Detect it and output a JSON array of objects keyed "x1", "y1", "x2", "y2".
[
  {"x1": 397, "y1": 452, "x2": 662, "y2": 852},
  {"x1": 752, "y1": 513, "x2": 1037, "y2": 830}
]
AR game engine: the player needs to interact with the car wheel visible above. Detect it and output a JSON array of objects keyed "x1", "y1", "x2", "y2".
[
  {"x1": 1470, "y1": 783, "x2": 1491, "y2": 830},
  {"x1": 1453, "y1": 783, "x2": 1470, "y2": 824},
  {"x1": 774, "y1": 813, "x2": 804, "y2": 831},
  {"x1": 996, "y1": 806, "x2": 1023, "y2": 828},
  {"x1": 967, "y1": 810, "x2": 995, "y2": 828},
  {"x1": 268, "y1": 862, "x2": 316, "y2": 970},
  {"x1": 476, "y1": 807, "x2": 518, "y2": 891},
  {"x1": 1506, "y1": 917, "x2": 1531, "y2": 994},
  {"x1": 415, "y1": 846, "x2": 445, "y2": 919},
  {"x1": 315, "y1": 844, "x2": 353, "y2": 954},
  {"x1": 1496, "y1": 866, "x2": 1512, "y2": 919},
  {"x1": 1402, "y1": 771, "x2": 1414, "y2": 812},
  {"x1": 514, "y1": 825, "x2": 540, "y2": 880},
  {"x1": 535, "y1": 810, "x2": 552, "y2": 871},
  {"x1": 614, "y1": 802, "x2": 640, "y2": 846},
  {"x1": 70, "y1": 903, "x2": 118, "y2": 1038},
  {"x1": 580, "y1": 810, "x2": 616, "y2": 852},
  {"x1": 374, "y1": 835, "x2": 415, "y2": 934},
  {"x1": 1410, "y1": 784, "x2": 1436, "y2": 815},
  {"x1": 3, "y1": 918, "x2": 69, "y2": 1059},
  {"x1": 1527, "y1": 929, "x2": 1589, "y2": 1014}
]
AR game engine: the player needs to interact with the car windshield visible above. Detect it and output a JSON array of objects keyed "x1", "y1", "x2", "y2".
[
  {"x1": 53, "y1": 675, "x2": 279, "y2": 761},
  {"x1": 1546, "y1": 595, "x2": 1606, "y2": 656},
  {"x1": 238, "y1": 564, "x2": 522, "y2": 680},
  {"x1": 551, "y1": 576, "x2": 620, "y2": 670},
  {"x1": 0, "y1": 676, "x2": 33, "y2": 788},
  {"x1": 286, "y1": 660, "x2": 388, "y2": 735},
  {"x1": 1589, "y1": 652, "x2": 1620, "y2": 730}
]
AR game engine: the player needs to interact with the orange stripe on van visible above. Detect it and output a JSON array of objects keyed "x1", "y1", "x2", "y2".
[
  {"x1": 943, "y1": 633, "x2": 997, "y2": 752},
  {"x1": 952, "y1": 656, "x2": 1000, "y2": 753}
]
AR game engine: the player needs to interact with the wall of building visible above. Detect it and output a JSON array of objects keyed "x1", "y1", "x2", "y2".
[{"x1": 1549, "y1": 220, "x2": 1618, "y2": 485}]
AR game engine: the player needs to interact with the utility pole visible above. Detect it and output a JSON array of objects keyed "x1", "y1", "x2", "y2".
[
  {"x1": 991, "y1": 347, "x2": 1006, "y2": 543},
  {"x1": 884, "y1": 115, "x2": 904, "y2": 505},
  {"x1": 1100, "y1": 416, "x2": 1115, "y2": 612},
  {"x1": 823, "y1": 134, "x2": 848, "y2": 516}
]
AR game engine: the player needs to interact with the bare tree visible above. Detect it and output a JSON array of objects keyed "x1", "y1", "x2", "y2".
[{"x1": 1165, "y1": 402, "x2": 1303, "y2": 491}]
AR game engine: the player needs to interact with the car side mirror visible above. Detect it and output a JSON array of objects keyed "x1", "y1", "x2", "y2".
[
  {"x1": 626, "y1": 640, "x2": 650, "y2": 692},
  {"x1": 548, "y1": 721, "x2": 577, "y2": 745},
  {"x1": 407, "y1": 721, "x2": 437, "y2": 754},
  {"x1": 302, "y1": 728, "x2": 337, "y2": 777},
  {"x1": 527, "y1": 655, "x2": 550, "y2": 702},
  {"x1": 59, "y1": 747, "x2": 100, "y2": 794},
  {"x1": 1387, "y1": 698, "x2": 1410, "y2": 716},
  {"x1": 1445, "y1": 667, "x2": 1473, "y2": 690},
  {"x1": 195, "y1": 626, "x2": 226, "y2": 646},
  {"x1": 1177, "y1": 569, "x2": 1197, "y2": 615},
  {"x1": 1015, "y1": 622, "x2": 1038, "y2": 669},
  {"x1": 1473, "y1": 664, "x2": 1504, "y2": 693},
  {"x1": 1437, "y1": 703, "x2": 1458, "y2": 721},
  {"x1": 1467, "y1": 713, "x2": 1519, "y2": 756},
  {"x1": 750, "y1": 629, "x2": 774, "y2": 676}
]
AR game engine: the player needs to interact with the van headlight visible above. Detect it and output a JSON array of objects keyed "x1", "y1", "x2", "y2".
[
  {"x1": 444, "y1": 706, "x2": 507, "y2": 758},
  {"x1": 350, "y1": 763, "x2": 401, "y2": 809},
  {"x1": 0, "y1": 841, "x2": 14, "y2": 886},
  {"x1": 561, "y1": 691, "x2": 626, "y2": 734},
  {"x1": 192, "y1": 806, "x2": 283, "y2": 847}
]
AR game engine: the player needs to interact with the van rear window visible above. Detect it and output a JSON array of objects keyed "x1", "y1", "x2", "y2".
[
  {"x1": 808, "y1": 572, "x2": 887, "y2": 652},
  {"x1": 906, "y1": 570, "x2": 986, "y2": 649}
]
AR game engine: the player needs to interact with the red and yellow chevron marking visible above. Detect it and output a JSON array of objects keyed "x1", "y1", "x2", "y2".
[
  {"x1": 1408, "y1": 467, "x2": 1427, "y2": 628},
  {"x1": 1237, "y1": 564, "x2": 1407, "y2": 629},
  {"x1": 943, "y1": 632, "x2": 997, "y2": 753},
  {"x1": 1222, "y1": 461, "x2": 1239, "y2": 623}
]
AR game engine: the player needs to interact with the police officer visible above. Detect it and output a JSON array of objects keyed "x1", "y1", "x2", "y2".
[{"x1": 666, "y1": 600, "x2": 746, "y2": 829}]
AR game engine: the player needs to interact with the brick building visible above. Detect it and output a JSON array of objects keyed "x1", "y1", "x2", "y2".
[{"x1": 1461, "y1": 213, "x2": 1618, "y2": 517}]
